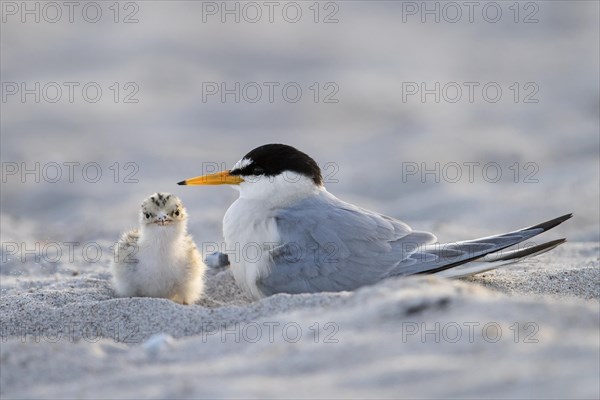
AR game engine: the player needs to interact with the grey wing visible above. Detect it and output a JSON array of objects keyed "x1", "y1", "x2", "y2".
[
  {"x1": 395, "y1": 213, "x2": 573, "y2": 276},
  {"x1": 257, "y1": 190, "x2": 436, "y2": 295}
]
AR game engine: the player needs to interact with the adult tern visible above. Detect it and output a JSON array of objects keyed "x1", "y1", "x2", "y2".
[{"x1": 178, "y1": 144, "x2": 571, "y2": 300}]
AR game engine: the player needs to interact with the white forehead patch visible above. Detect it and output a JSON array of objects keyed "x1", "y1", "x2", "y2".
[{"x1": 232, "y1": 158, "x2": 252, "y2": 171}]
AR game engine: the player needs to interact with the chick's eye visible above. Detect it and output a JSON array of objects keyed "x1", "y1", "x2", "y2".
[
  {"x1": 252, "y1": 166, "x2": 265, "y2": 175},
  {"x1": 145, "y1": 213, "x2": 150, "y2": 219},
  {"x1": 175, "y1": 210, "x2": 180, "y2": 216}
]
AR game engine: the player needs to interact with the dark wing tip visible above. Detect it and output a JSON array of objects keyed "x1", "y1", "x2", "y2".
[
  {"x1": 494, "y1": 238, "x2": 567, "y2": 261},
  {"x1": 551, "y1": 237, "x2": 567, "y2": 245},
  {"x1": 177, "y1": 180, "x2": 187, "y2": 186},
  {"x1": 522, "y1": 213, "x2": 573, "y2": 233}
]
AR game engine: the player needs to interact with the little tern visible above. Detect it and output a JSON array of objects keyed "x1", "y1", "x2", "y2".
[
  {"x1": 178, "y1": 144, "x2": 571, "y2": 300},
  {"x1": 112, "y1": 193, "x2": 206, "y2": 304}
]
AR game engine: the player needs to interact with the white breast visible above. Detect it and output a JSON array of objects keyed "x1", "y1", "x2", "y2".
[
  {"x1": 222, "y1": 173, "x2": 322, "y2": 300},
  {"x1": 223, "y1": 198, "x2": 280, "y2": 299},
  {"x1": 135, "y1": 227, "x2": 188, "y2": 298}
]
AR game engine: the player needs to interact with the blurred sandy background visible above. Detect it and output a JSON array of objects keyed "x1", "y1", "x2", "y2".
[
  {"x1": 1, "y1": 3, "x2": 599, "y2": 399},
  {"x1": 1, "y1": 0, "x2": 598, "y2": 246}
]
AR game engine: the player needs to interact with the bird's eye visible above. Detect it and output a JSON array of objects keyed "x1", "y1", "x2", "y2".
[
  {"x1": 175, "y1": 210, "x2": 180, "y2": 216},
  {"x1": 145, "y1": 213, "x2": 150, "y2": 219},
  {"x1": 252, "y1": 166, "x2": 265, "y2": 175}
]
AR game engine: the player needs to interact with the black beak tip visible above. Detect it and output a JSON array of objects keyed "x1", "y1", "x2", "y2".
[{"x1": 177, "y1": 180, "x2": 187, "y2": 186}]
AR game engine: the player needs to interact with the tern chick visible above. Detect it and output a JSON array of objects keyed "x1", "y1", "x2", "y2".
[{"x1": 112, "y1": 193, "x2": 205, "y2": 305}]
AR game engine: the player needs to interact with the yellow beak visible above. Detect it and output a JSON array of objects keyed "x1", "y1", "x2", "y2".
[{"x1": 177, "y1": 170, "x2": 244, "y2": 186}]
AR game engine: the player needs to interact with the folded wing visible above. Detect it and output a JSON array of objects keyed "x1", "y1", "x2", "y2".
[{"x1": 258, "y1": 189, "x2": 571, "y2": 295}]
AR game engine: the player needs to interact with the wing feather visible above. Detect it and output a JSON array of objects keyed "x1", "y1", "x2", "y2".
[
  {"x1": 257, "y1": 190, "x2": 436, "y2": 295},
  {"x1": 257, "y1": 191, "x2": 571, "y2": 295}
]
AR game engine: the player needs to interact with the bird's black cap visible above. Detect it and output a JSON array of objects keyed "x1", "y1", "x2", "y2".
[{"x1": 230, "y1": 144, "x2": 323, "y2": 186}]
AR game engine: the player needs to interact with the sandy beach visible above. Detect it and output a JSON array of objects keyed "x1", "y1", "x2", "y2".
[
  {"x1": 1, "y1": 241, "x2": 598, "y2": 399},
  {"x1": 1, "y1": 1, "x2": 598, "y2": 398}
]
